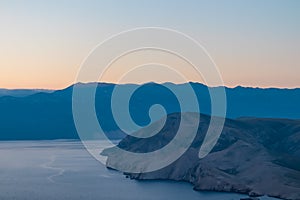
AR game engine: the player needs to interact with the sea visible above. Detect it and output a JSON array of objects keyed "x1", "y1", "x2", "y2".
[{"x1": 0, "y1": 140, "x2": 278, "y2": 200}]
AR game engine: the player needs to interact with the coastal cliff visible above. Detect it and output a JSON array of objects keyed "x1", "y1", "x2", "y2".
[{"x1": 102, "y1": 113, "x2": 300, "y2": 200}]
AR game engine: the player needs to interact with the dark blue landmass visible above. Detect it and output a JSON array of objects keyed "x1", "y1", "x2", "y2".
[{"x1": 0, "y1": 82, "x2": 299, "y2": 140}]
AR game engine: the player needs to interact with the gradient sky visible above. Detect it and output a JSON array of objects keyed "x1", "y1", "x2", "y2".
[{"x1": 0, "y1": 0, "x2": 299, "y2": 89}]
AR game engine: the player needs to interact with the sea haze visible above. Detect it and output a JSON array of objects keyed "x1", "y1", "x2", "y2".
[{"x1": 0, "y1": 140, "x2": 279, "y2": 200}]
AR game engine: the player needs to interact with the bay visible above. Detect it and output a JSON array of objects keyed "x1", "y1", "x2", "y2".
[{"x1": 0, "y1": 140, "x2": 277, "y2": 200}]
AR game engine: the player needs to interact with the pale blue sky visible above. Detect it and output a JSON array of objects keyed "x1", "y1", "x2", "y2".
[{"x1": 0, "y1": 0, "x2": 299, "y2": 89}]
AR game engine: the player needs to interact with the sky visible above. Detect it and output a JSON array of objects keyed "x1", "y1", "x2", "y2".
[{"x1": 0, "y1": 0, "x2": 299, "y2": 89}]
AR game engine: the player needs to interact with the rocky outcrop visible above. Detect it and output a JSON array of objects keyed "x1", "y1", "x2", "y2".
[{"x1": 102, "y1": 113, "x2": 300, "y2": 200}]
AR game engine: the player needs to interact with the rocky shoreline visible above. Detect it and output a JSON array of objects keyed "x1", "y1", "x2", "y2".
[{"x1": 102, "y1": 113, "x2": 300, "y2": 200}]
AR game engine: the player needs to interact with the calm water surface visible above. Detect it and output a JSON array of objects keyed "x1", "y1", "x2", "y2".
[{"x1": 0, "y1": 140, "x2": 278, "y2": 200}]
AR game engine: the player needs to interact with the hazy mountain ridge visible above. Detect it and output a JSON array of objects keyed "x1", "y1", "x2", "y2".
[
  {"x1": 103, "y1": 113, "x2": 300, "y2": 200},
  {"x1": 0, "y1": 82, "x2": 299, "y2": 140},
  {"x1": 0, "y1": 89, "x2": 53, "y2": 97}
]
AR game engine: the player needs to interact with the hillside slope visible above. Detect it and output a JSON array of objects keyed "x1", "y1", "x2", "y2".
[{"x1": 103, "y1": 113, "x2": 300, "y2": 200}]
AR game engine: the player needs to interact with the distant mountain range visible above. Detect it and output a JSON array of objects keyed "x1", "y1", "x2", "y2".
[
  {"x1": 0, "y1": 82, "x2": 299, "y2": 140},
  {"x1": 103, "y1": 112, "x2": 300, "y2": 200},
  {"x1": 0, "y1": 89, "x2": 53, "y2": 97}
]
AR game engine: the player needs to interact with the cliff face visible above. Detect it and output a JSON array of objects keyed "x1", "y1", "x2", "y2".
[{"x1": 102, "y1": 113, "x2": 300, "y2": 200}]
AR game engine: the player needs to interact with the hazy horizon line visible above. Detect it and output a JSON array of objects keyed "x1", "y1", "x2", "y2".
[{"x1": 1, "y1": 81, "x2": 300, "y2": 91}]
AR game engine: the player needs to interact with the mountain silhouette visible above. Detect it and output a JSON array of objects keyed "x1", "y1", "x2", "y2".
[{"x1": 0, "y1": 82, "x2": 299, "y2": 140}]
